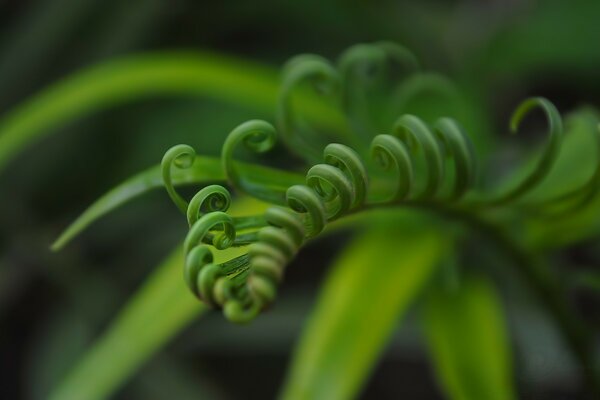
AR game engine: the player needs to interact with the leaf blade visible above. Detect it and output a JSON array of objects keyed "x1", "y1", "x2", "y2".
[
  {"x1": 49, "y1": 197, "x2": 266, "y2": 400},
  {"x1": 51, "y1": 156, "x2": 304, "y2": 250},
  {"x1": 0, "y1": 51, "x2": 341, "y2": 174},
  {"x1": 423, "y1": 274, "x2": 515, "y2": 400},
  {"x1": 281, "y1": 222, "x2": 446, "y2": 400}
]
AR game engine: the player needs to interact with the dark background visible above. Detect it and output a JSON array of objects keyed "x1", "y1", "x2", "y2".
[{"x1": 1, "y1": 0, "x2": 599, "y2": 398}]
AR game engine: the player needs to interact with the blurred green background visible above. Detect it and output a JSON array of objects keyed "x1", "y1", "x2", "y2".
[{"x1": 1, "y1": 0, "x2": 599, "y2": 399}]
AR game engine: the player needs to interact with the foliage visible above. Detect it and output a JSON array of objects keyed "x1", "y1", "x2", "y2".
[
  {"x1": 2, "y1": 6, "x2": 600, "y2": 397},
  {"x1": 45, "y1": 42, "x2": 600, "y2": 398}
]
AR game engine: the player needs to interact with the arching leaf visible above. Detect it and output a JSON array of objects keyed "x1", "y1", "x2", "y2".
[
  {"x1": 51, "y1": 156, "x2": 303, "y2": 250},
  {"x1": 281, "y1": 221, "x2": 446, "y2": 399},
  {"x1": 49, "y1": 197, "x2": 265, "y2": 400},
  {"x1": 423, "y1": 274, "x2": 515, "y2": 400}
]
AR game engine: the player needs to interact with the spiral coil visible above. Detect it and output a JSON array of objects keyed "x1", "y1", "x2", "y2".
[{"x1": 161, "y1": 42, "x2": 599, "y2": 323}]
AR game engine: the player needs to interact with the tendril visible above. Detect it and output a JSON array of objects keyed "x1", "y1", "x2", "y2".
[
  {"x1": 277, "y1": 54, "x2": 341, "y2": 162},
  {"x1": 161, "y1": 144, "x2": 196, "y2": 213},
  {"x1": 187, "y1": 185, "x2": 231, "y2": 226},
  {"x1": 433, "y1": 118, "x2": 477, "y2": 200},
  {"x1": 161, "y1": 43, "x2": 597, "y2": 325},
  {"x1": 323, "y1": 143, "x2": 369, "y2": 208},
  {"x1": 222, "y1": 119, "x2": 287, "y2": 205},
  {"x1": 487, "y1": 97, "x2": 563, "y2": 205},
  {"x1": 286, "y1": 185, "x2": 327, "y2": 237},
  {"x1": 370, "y1": 134, "x2": 413, "y2": 201},
  {"x1": 339, "y1": 41, "x2": 420, "y2": 144},
  {"x1": 392, "y1": 115, "x2": 444, "y2": 199}
]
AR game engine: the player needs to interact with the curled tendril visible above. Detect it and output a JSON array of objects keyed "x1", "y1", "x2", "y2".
[
  {"x1": 323, "y1": 143, "x2": 369, "y2": 208},
  {"x1": 338, "y1": 41, "x2": 419, "y2": 89},
  {"x1": 184, "y1": 211, "x2": 236, "y2": 254},
  {"x1": 277, "y1": 54, "x2": 341, "y2": 162},
  {"x1": 286, "y1": 185, "x2": 327, "y2": 237},
  {"x1": 157, "y1": 110, "x2": 513, "y2": 323},
  {"x1": 164, "y1": 99, "x2": 576, "y2": 324},
  {"x1": 160, "y1": 43, "x2": 596, "y2": 325},
  {"x1": 187, "y1": 185, "x2": 231, "y2": 226},
  {"x1": 392, "y1": 115, "x2": 445, "y2": 199},
  {"x1": 487, "y1": 97, "x2": 563, "y2": 205},
  {"x1": 370, "y1": 134, "x2": 413, "y2": 201},
  {"x1": 338, "y1": 41, "x2": 420, "y2": 144},
  {"x1": 181, "y1": 204, "x2": 308, "y2": 323},
  {"x1": 368, "y1": 115, "x2": 476, "y2": 203},
  {"x1": 434, "y1": 118, "x2": 477, "y2": 200},
  {"x1": 183, "y1": 211, "x2": 238, "y2": 306},
  {"x1": 161, "y1": 144, "x2": 196, "y2": 213},
  {"x1": 222, "y1": 119, "x2": 287, "y2": 205}
]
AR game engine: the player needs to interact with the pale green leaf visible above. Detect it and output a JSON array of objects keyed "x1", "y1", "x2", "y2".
[
  {"x1": 0, "y1": 51, "x2": 341, "y2": 173},
  {"x1": 48, "y1": 249, "x2": 204, "y2": 400},
  {"x1": 49, "y1": 197, "x2": 266, "y2": 400},
  {"x1": 281, "y1": 222, "x2": 446, "y2": 400},
  {"x1": 523, "y1": 108, "x2": 600, "y2": 248},
  {"x1": 423, "y1": 274, "x2": 515, "y2": 400},
  {"x1": 51, "y1": 156, "x2": 303, "y2": 251}
]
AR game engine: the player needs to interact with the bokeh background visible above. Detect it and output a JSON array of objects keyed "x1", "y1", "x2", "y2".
[{"x1": 1, "y1": 0, "x2": 599, "y2": 398}]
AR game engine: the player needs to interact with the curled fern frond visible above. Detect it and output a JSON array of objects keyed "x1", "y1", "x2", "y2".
[
  {"x1": 434, "y1": 117, "x2": 477, "y2": 200},
  {"x1": 391, "y1": 115, "x2": 445, "y2": 199},
  {"x1": 161, "y1": 42, "x2": 593, "y2": 324},
  {"x1": 161, "y1": 144, "x2": 197, "y2": 213},
  {"x1": 187, "y1": 184, "x2": 231, "y2": 226},
  {"x1": 486, "y1": 97, "x2": 563, "y2": 205},
  {"x1": 277, "y1": 54, "x2": 342, "y2": 162},
  {"x1": 339, "y1": 42, "x2": 420, "y2": 144},
  {"x1": 221, "y1": 119, "x2": 287, "y2": 205}
]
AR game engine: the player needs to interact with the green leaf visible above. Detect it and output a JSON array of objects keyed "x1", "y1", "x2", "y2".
[
  {"x1": 423, "y1": 274, "x2": 515, "y2": 400},
  {"x1": 49, "y1": 197, "x2": 264, "y2": 400},
  {"x1": 524, "y1": 108, "x2": 600, "y2": 248},
  {"x1": 48, "y1": 248, "x2": 204, "y2": 400},
  {"x1": 51, "y1": 156, "x2": 303, "y2": 251},
  {"x1": 281, "y1": 221, "x2": 446, "y2": 400},
  {"x1": 0, "y1": 51, "x2": 341, "y2": 173}
]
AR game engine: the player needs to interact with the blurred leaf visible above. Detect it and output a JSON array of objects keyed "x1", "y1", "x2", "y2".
[
  {"x1": 571, "y1": 271, "x2": 600, "y2": 292},
  {"x1": 423, "y1": 274, "x2": 515, "y2": 400},
  {"x1": 49, "y1": 197, "x2": 265, "y2": 400},
  {"x1": 281, "y1": 222, "x2": 446, "y2": 400},
  {"x1": 51, "y1": 156, "x2": 303, "y2": 250},
  {"x1": 0, "y1": 51, "x2": 340, "y2": 173},
  {"x1": 523, "y1": 108, "x2": 600, "y2": 248},
  {"x1": 48, "y1": 248, "x2": 204, "y2": 400}
]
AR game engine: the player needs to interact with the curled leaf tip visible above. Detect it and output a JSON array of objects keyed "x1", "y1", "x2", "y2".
[
  {"x1": 489, "y1": 96, "x2": 563, "y2": 205},
  {"x1": 161, "y1": 144, "x2": 197, "y2": 214},
  {"x1": 158, "y1": 46, "x2": 574, "y2": 324}
]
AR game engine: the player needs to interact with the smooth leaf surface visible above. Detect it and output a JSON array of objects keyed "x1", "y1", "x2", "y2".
[
  {"x1": 281, "y1": 221, "x2": 446, "y2": 400},
  {"x1": 423, "y1": 274, "x2": 515, "y2": 400},
  {"x1": 523, "y1": 109, "x2": 600, "y2": 248},
  {"x1": 49, "y1": 197, "x2": 266, "y2": 400},
  {"x1": 48, "y1": 249, "x2": 203, "y2": 400},
  {"x1": 0, "y1": 51, "x2": 341, "y2": 174},
  {"x1": 51, "y1": 156, "x2": 303, "y2": 250}
]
